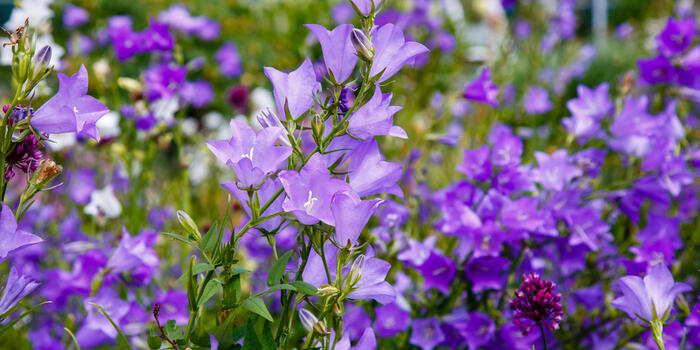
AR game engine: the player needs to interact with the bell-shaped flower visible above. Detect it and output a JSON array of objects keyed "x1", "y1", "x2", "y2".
[
  {"x1": 0, "y1": 203, "x2": 42, "y2": 263},
  {"x1": 264, "y1": 58, "x2": 320, "y2": 119},
  {"x1": 279, "y1": 153, "x2": 352, "y2": 225},
  {"x1": 350, "y1": 0, "x2": 382, "y2": 16},
  {"x1": 348, "y1": 139, "x2": 403, "y2": 197},
  {"x1": 106, "y1": 228, "x2": 159, "y2": 274},
  {"x1": 369, "y1": 24, "x2": 429, "y2": 83},
  {"x1": 31, "y1": 65, "x2": 110, "y2": 141},
  {"x1": 656, "y1": 17, "x2": 695, "y2": 57},
  {"x1": 531, "y1": 150, "x2": 582, "y2": 191},
  {"x1": 463, "y1": 67, "x2": 499, "y2": 107},
  {"x1": 306, "y1": 24, "x2": 358, "y2": 83},
  {"x1": 611, "y1": 263, "x2": 691, "y2": 323},
  {"x1": 347, "y1": 84, "x2": 406, "y2": 139},
  {"x1": 0, "y1": 266, "x2": 40, "y2": 316},
  {"x1": 331, "y1": 191, "x2": 384, "y2": 246},
  {"x1": 207, "y1": 119, "x2": 291, "y2": 187}
]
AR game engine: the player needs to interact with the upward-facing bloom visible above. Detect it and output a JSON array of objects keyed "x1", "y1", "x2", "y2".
[
  {"x1": 611, "y1": 263, "x2": 691, "y2": 323},
  {"x1": 347, "y1": 84, "x2": 406, "y2": 139},
  {"x1": 31, "y1": 65, "x2": 110, "y2": 141},
  {"x1": 207, "y1": 119, "x2": 291, "y2": 187},
  {"x1": 457, "y1": 145, "x2": 492, "y2": 181},
  {"x1": 279, "y1": 154, "x2": 352, "y2": 225},
  {"x1": 531, "y1": 150, "x2": 582, "y2": 191},
  {"x1": 264, "y1": 58, "x2": 321, "y2": 119},
  {"x1": 656, "y1": 18, "x2": 695, "y2": 57},
  {"x1": 0, "y1": 266, "x2": 40, "y2": 316},
  {"x1": 410, "y1": 318, "x2": 445, "y2": 350},
  {"x1": 369, "y1": 24, "x2": 429, "y2": 83},
  {"x1": 563, "y1": 83, "x2": 612, "y2": 138},
  {"x1": 638, "y1": 56, "x2": 676, "y2": 85},
  {"x1": 463, "y1": 67, "x2": 499, "y2": 107},
  {"x1": 0, "y1": 203, "x2": 42, "y2": 263},
  {"x1": 306, "y1": 24, "x2": 357, "y2": 83},
  {"x1": 510, "y1": 273, "x2": 564, "y2": 335}
]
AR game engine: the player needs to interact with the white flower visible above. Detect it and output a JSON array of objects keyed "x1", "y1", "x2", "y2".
[
  {"x1": 84, "y1": 186, "x2": 122, "y2": 219},
  {"x1": 96, "y1": 111, "x2": 121, "y2": 139}
]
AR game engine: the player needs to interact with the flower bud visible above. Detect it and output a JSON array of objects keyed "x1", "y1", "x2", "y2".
[
  {"x1": 29, "y1": 45, "x2": 51, "y2": 81},
  {"x1": 318, "y1": 284, "x2": 340, "y2": 296},
  {"x1": 299, "y1": 309, "x2": 319, "y2": 333},
  {"x1": 311, "y1": 114, "x2": 324, "y2": 143},
  {"x1": 256, "y1": 108, "x2": 291, "y2": 147},
  {"x1": 351, "y1": 29, "x2": 374, "y2": 62},
  {"x1": 347, "y1": 255, "x2": 365, "y2": 288},
  {"x1": 177, "y1": 210, "x2": 201, "y2": 241},
  {"x1": 34, "y1": 158, "x2": 62, "y2": 185}
]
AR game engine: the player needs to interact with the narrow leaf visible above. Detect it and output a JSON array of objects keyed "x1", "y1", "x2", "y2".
[
  {"x1": 267, "y1": 250, "x2": 293, "y2": 286},
  {"x1": 198, "y1": 279, "x2": 222, "y2": 307},
  {"x1": 64, "y1": 327, "x2": 82, "y2": 350},
  {"x1": 87, "y1": 302, "x2": 133, "y2": 350},
  {"x1": 0, "y1": 301, "x2": 51, "y2": 337},
  {"x1": 291, "y1": 281, "x2": 319, "y2": 296}
]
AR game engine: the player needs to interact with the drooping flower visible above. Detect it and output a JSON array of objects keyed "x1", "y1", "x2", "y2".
[
  {"x1": 30, "y1": 65, "x2": 110, "y2": 141},
  {"x1": 611, "y1": 263, "x2": 691, "y2": 323},
  {"x1": 369, "y1": 23, "x2": 429, "y2": 83},
  {"x1": 656, "y1": 18, "x2": 695, "y2": 57},
  {"x1": 463, "y1": 67, "x2": 499, "y2": 107},
  {"x1": 0, "y1": 266, "x2": 40, "y2": 316},
  {"x1": 347, "y1": 84, "x2": 406, "y2": 139},
  {"x1": 264, "y1": 58, "x2": 320, "y2": 119},
  {"x1": 334, "y1": 328, "x2": 376, "y2": 350},
  {"x1": 0, "y1": 203, "x2": 42, "y2": 263},
  {"x1": 410, "y1": 318, "x2": 445, "y2": 350},
  {"x1": 279, "y1": 154, "x2": 352, "y2": 225},
  {"x1": 305, "y1": 24, "x2": 358, "y2": 83},
  {"x1": 510, "y1": 273, "x2": 564, "y2": 335},
  {"x1": 531, "y1": 150, "x2": 582, "y2": 191}
]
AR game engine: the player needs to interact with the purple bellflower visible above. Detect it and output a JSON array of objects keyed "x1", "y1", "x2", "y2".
[
  {"x1": 348, "y1": 139, "x2": 404, "y2": 198},
  {"x1": 331, "y1": 191, "x2": 384, "y2": 246},
  {"x1": 106, "y1": 228, "x2": 159, "y2": 274},
  {"x1": 523, "y1": 86, "x2": 553, "y2": 115},
  {"x1": 657, "y1": 18, "x2": 695, "y2": 57},
  {"x1": 215, "y1": 42, "x2": 243, "y2": 78},
  {"x1": 463, "y1": 67, "x2": 499, "y2": 107},
  {"x1": 347, "y1": 84, "x2": 407, "y2": 139},
  {"x1": 264, "y1": 58, "x2": 321, "y2": 119},
  {"x1": 531, "y1": 150, "x2": 582, "y2": 191},
  {"x1": 562, "y1": 83, "x2": 612, "y2": 138},
  {"x1": 0, "y1": 203, "x2": 42, "y2": 263},
  {"x1": 638, "y1": 56, "x2": 676, "y2": 84},
  {"x1": 0, "y1": 266, "x2": 40, "y2": 316},
  {"x1": 31, "y1": 65, "x2": 110, "y2": 141},
  {"x1": 306, "y1": 24, "x2": 358, "y2": 83},
  {"x1": 350, "y1": 0, "x2": 382, "y2": 16},
  {"x1": 611, "y1": 263, "x2": 691, "y2": 323},
  {"x1": 63, "y1": 4, "x2": 89, "y2": 28},
  {"x1": 279, "y1": 153, "x2": 352, "y2": 225},
  {"x1": 410, "y1": 318, "x2": 445, "y2": 350},
  {"x1": 374, "y1": 302, "x2": 411, "y2": 337},
  {"x1": 369, "y1": 23, "x2": 429, "y2": 83},
  {"x1": 207, "y1": 119, "x2": 291, "y2": 187},
  {"x1": 334, "y1": 328, "x2": 376, "y2": 350},
  {"x1": 457, "y1": 145, "x2": 492, "y2": 181}
]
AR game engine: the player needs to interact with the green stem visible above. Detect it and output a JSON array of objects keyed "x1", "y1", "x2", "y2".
[
  {"x1": 183, "y1": 311, "x2": 196, "y2": 344},
  {"x1": 540, "y1": 325, "x2": 549, "y2": 350},
  {"x1": 651, "y1": 319, "x2": 666, "y2": 350}
]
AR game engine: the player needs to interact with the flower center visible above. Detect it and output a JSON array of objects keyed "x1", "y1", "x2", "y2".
[
  {"x1": 241, "y1": 147, "x2": 254, "y2": 161},
  {"x1": 303, "y1": 190, "x2": 318, "y2": 212},
  {"x1": 73, "y1": 106, "x2": 79, "y2": 114}
]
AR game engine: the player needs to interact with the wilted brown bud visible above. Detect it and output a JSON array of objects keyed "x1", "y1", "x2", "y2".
[{"x1": 35, "y1": 159, "x2": 62, "y2": 184}]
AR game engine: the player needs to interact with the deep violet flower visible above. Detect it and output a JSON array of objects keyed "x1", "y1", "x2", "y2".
[
  {"x1": 638, "y1": 56, "x2": 676, "y2": 84},
  {"x1": 369, "y1": 23, "x2": 429, "y2": 83},
  {"x1": 416, "y1": 250, "x2": 456, "y2": 293},
  {"x1": 466, "y1": 256, "x2": 508, "y2": 292},
  {"x1": 374, "y1": 302, "x2": 411, "y2": 337},
  {"x1": 0, "y1": 203, "x2": 42, "y2": 263},
  {"x1": 463, "y1": 67, "x2": 499, "y2": 107},
  {"x1": 656, "y1": 18, "x2": 695, "y2": 57},
  {"x1": 0, "y1": 266, "x2": 40, "y2": 316},
  {"x1": 264, "y1": 58, "x2": 320, "y2": 119},
  {"x1": 611, "y1": 263, "x2": 691, "y2": 323},
  {"x1": 510, "y1": 273, "x2": 564, "y2": 335},
  {"x1": 30, "y1": 65, "x2": 110, "y2": 141},
  {"x1": 306, "y1": 24, "x2": 357, "y2": 83}
]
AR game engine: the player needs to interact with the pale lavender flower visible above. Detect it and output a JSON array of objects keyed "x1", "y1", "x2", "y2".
[{"x1": 264, "y1": 58, "x2": 321, "y2": 119}]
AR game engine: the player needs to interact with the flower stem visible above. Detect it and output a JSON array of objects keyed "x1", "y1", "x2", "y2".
[
  {"x1": 540, "y1": 324, "x2": 549, "y2": 350},
  {"x1": 651, "y1": 319, "x2": 666, "y2": 350}
]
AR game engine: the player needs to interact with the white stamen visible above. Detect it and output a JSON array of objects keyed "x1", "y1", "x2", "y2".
[{"x1": 303, "y1": 190, "x2": 318, "y2": 212}]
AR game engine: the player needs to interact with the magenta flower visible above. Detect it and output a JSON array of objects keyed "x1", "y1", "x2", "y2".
[
  {"x1": 611, "y1": 263, "x2": 691, "y2": 323},
  {"x1": 0, "y1": 203, "x2": 42, "y2": 263},
  {"x1": 369, "y1": 24, "x2": 429, "y2": 83},
  {"x1": 347, "y1": 84, "x2": 406, "y2": 139},
  {"x1": 510, "y1": 273, "x2": 564, "y2": 335},
  {"x1": 463, "y1": 67, "x2": 499, "y2": 107},
  {"x1": 31, "y1": 65, "x2": 110, "y2": 141},
  {"x1": 306, "y1": 24, "x2": 358, "y2": 83},
  {"x1": 279, "y1": 154, "x2": 352, "y2": 225},
  {"x1": 656, "y1": 18, "x2": 695, "y2": 57},
  {"x1": 264, "y1": 58, "x2": 321, "y2": 119}
]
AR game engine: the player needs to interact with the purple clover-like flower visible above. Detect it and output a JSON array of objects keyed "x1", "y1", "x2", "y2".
[{"x1": 510, "y1": 273, "x2": 564, "y2": 335}]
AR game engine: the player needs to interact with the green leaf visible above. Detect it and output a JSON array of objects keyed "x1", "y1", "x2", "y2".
[
  {"x1": 146, "y1": 331, "x2": 161, "y2": 350},
  {"x1": 200, "y1": 221, "x2": 219, "y2": 255},
  {"x1": 186, "y1": 256, "x2": 198, "y2": 311},
  {"x1": 198, "y1": 279, "x2": 223, "y2": 307},
  {"x1": 241, "y1": 320, "x2": 262, "y2": 350},
  {"x1": 0, "y1": 301, "x2": 51, "y2": 336},
  {"x1": 159, "y1": 231, "x2": 197, "y2": 249},
  {"x1": 64, "y1": 327, "x2": 81, "y2": 350},
  {"x1": 264, "y1": 284, "x2": 296, "y2": 294},
  {"x1": 87, "y1": 302, "x2": 133, "y2": 349},
  {"x1": 261, "y1": 321, "x2": 277, "y2": 350},
  {"x1": 291, "y1": 281, "x2": 319, "y2": 296},
  {"x1": 176, "y1": 263, "x2": 215, "y2": 284},
  {"x1": 223, "y1": 274, "x2": 242, "y2": 309},
  {"x1": 165, "y1": 319, "x2": 184, "y2": 340},
  {"x1": 267, "y1": 250, "x2": 293, "y2": 286},
  {"x1": 241, "y1": 297, "x2": 273, "y2": 322}
]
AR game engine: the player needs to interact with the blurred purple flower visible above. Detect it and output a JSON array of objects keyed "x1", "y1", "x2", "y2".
[
  {"x1": 215, "y1": 42, "x2": 243, "y2": 78},
  {"x1": 63, "y1": 4, "x2": 89, "y2": 28},
  {"x1": 410, "y1": 318, "x2": 445, "y2": 350},
  {"x1": 656, "y1": 18, "x2": 695, "y2": 57},
  {"x1": 464, "y1": 67, "x2": 499, "y2": 107},
  {"x1": 374, "y1": 302, "x2": 410, "y2": 337},
  {"x1": 531, "y1": 150, "x2": 582, "y2": 191},
  {"x1": 0, "y1": 203, "x2": 42, "y2": 263},
  {"x1": 0, "y1": 266, "x2": 39, "y2": 316},
  {"x1": 180, "y1": 80, "x2": 215, "y2": 108},
  {"x1": 523, "y1": 86, "x2": 552, "y2": 115}
]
